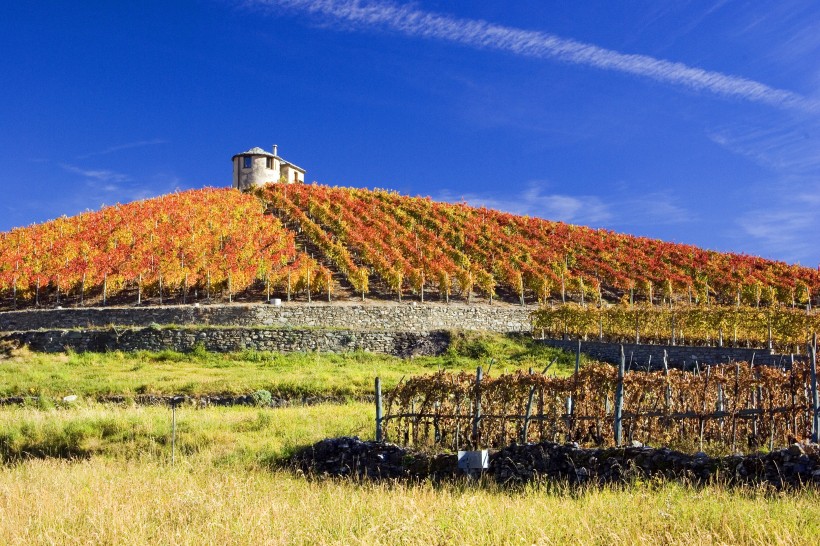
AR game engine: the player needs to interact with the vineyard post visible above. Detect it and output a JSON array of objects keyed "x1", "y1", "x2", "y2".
[
  {"x1": 716, "y1": 383, "x2": 725, "y2": 426},
  {"x1": 731, "y1": 362, "x2": 739, "y2": 452},
  {"x1": 790, "y1": 354, "x2": 797, "y2": 437},
  {"x1": 810, "y1": 333, "x2": 819, "y2": 443},
  {"x1": 575, "y1": 340, "x2": 581, "y2": 375},
  {"x1": 472, "y1": 366, "x2": 483, "y2": 449},
  {"x1": 699, "y1": 366, "x2": 710, "y2": 452},
  {"x1": 375, "y1": 377, "x2": 383, "y2": 443},
  {"x1": 663, "y1": 350, "x2": 671, "y2": 410},
  {"x1": 521, "y1": 367, "x2": 535, "y2": 444},
  {"x1": 570, "y1": 340, "x2": 581, "y2": 435},
  {"x1": 614, "y1": 345, "x2": 625, "y2": 446}
]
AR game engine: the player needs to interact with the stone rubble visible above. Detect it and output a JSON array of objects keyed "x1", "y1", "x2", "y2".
[
  {"x1": 292, "y1": 436, "x2": 820, "y2": 488},
  {"x1": 0, "y1": 393, "x2": 350, "y2": 408}
]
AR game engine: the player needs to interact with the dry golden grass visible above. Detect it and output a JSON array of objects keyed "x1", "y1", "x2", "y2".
[
  {"x1": 0, "y1": 458, "x2": 818, "y2": 545},
  {"x1": 1, "y1": 343, "x2": 817, "y2": 545}
]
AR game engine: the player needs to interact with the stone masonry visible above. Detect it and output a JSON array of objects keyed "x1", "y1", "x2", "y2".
[
  {"x1": 2, "y1": 326, "x2": 451, "y2": 358},
  {"x1": 540, "y1": 338, "x2": 800, "y2": 368},
  {"x1": 0, "y1": 302, "x2": 534, "y2": 334}
]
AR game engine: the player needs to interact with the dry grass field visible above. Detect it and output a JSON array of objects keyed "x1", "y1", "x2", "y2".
[
  {"x1": 2, "y1": 456, "x2": 819, "y2": 545},
  {"x1": 1, "y1": 341, "x2": 818, "y2": 544},
  {"x1": 1, "y1": 401, "x2": 818, "y2": 545}
]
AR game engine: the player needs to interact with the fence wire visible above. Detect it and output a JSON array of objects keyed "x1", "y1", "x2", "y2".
[{"x1": 382, "y1": 359, "x2": 818, "y2": 453}]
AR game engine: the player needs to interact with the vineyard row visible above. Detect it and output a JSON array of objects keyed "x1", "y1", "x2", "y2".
[
  {"x1": 378, "y1": 343, "x2": 820, "y2": 453},
  {"x1": 258, "y1": 184, "x2": 820, "y2": 308},
  {"x1": 533, "y1": 303, "x2": 820, "y2": 354}
]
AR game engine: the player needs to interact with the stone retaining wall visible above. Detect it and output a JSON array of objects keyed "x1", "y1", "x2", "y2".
[
  {"x1": 1, "y1": 327, "x2": 451, "y2": 357},
  {"x1": 541, "y1": 338, "x2": 799, "y2": 368},
  {"x1": 293, "y1": 436, "x2": 820, "y2": 488},
  {"x1": 0, "y1": 303, "x2": 532, "y2": 334}
]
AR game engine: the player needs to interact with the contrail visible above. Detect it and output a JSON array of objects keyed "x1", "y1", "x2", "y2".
[{"x1": 245, "y1": 0, "x2": 810, "y2": 110}]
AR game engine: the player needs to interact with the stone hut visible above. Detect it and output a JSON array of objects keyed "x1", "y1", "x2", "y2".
[{"x1": 232, "y1": 145, "x2": 306, "y2": 190}]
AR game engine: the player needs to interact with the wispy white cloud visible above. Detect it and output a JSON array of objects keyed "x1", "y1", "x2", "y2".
[
  {"x1": 435, "y1": 185, "x2": 610, "y2": 226},
  {"x1": 59, "y1": 163, "x2": 130, "y2": 184},
  {"x1": 246, "y1": 0, "x2": 813, "y2": 110},
  {"x1": 434, "y1": 183, "x2": 692, "y2": 230},
  {"x1": 736, "y1": 208, "x2": 818, "y2": 264},
  {"x1": 77, "y1": 138, "x2": 167, "y2": 159},
  {"x1": 708, "y1": 116, "x2": 820, "y2": 264}
]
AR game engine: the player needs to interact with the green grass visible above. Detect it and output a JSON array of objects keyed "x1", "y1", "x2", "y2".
[
  {"x1": 0, "y1": 402, "x2": 372, "y2": 466},
  {"x1": 1, "y1": 399, "x2": 818, "y2": 545},
  {"x1": 0, "y1": 332, "x2": 581, "y2": 399},
  {"x1": 0, "y1": 331, "x2": 817, "y2": 544}
]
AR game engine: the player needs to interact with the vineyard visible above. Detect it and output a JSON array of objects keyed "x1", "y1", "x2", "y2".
[
  {"x1": 0, "y1": 188, "x2": 331, "y2": 308},
  {"x1": 533, "y1": 303, "x2": 820, "y2": 354},
  {"x1": 380, "y1": 343, "x2": 820, "y2": 454},
  {"x1": 259, "y1": 183, "x2": 820, "y2": 307},
  {"x1": 1, "y1": 182, "x2": 820, "y2": 310}
]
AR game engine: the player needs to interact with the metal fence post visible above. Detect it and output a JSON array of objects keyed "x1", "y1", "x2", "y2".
[
  {"x1": 472, "y1": 366, "x2": 483, "y2": 448},
  {"x1": 614, "y1": 345, "x2": 625, "y2": 446},
  {"x1": 521, "y1": 367, "x2": 535, "y2": 444},
  {"x1": 810, "y1": 333, "x2": 819, "y2": 443},
  {"x1": 575, "y1": 339, "x2": 581, "y2": 374},
  {"x1": 375, "y1": 377, "x2": 383, "y2": 443}
]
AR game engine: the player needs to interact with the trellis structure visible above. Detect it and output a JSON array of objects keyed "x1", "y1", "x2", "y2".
[{"x1": 375, "y1": 336, "x2": 820, "y2": 453}]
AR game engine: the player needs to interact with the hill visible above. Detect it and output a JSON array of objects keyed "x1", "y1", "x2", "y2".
[{"x1": 0, "y1": 183, "x2": 817, "y2": 309}]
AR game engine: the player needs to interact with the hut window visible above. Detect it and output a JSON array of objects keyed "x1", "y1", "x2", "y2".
[
  {"x1": 266, "y1": 157, "x2": 274, "y2": 169},
  {"x1": 243, "y1": 157, "x2": 252, "y2": 169}
]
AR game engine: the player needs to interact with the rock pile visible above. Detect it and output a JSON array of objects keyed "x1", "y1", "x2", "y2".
[
  {"x1": 291, "y1": 436, "x2": 456, "y2": 480},
  {"x1": 292, "y1": 437, "x2": 820, "y2": 488},
  {"x1": 0, "y1": 393, "x2": 347, "y2": 408},
  {"x1": 492, "y1": 442, "x2": 820, "y2": 488}
]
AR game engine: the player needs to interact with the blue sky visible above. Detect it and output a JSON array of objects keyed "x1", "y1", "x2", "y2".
[{"x1": 2, "y1": 1, "x2": 819, "y2": 265}]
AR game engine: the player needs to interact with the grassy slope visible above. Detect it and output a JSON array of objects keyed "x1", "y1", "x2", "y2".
[
  {"x1": 2, "y1": 338, "x2": 817, "y2": 544},
  {"x1": 0, "y1": 333, "x2": 579, "y2": 399},
  {"x1": 0, "y1": 403, "x2": 371, "y2": 464},
  {"x1": 1, "y1": 400, "x2": 819, "y2": 545}
]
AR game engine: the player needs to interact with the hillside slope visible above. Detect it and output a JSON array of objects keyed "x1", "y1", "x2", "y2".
[
  {"x1": 0, "y1": 188, "x2": 329, "y2": 307},
  {"x1": 259, "y1": 183, "x2": 819, "y2": 307},
  {"x1": 0, "y1": 184, "x2": 817, "y2": 308}
]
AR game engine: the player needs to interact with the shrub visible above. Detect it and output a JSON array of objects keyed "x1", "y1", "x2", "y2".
[{"x1": 250, "y1": 389, "x2": 273, "y2": 407}]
